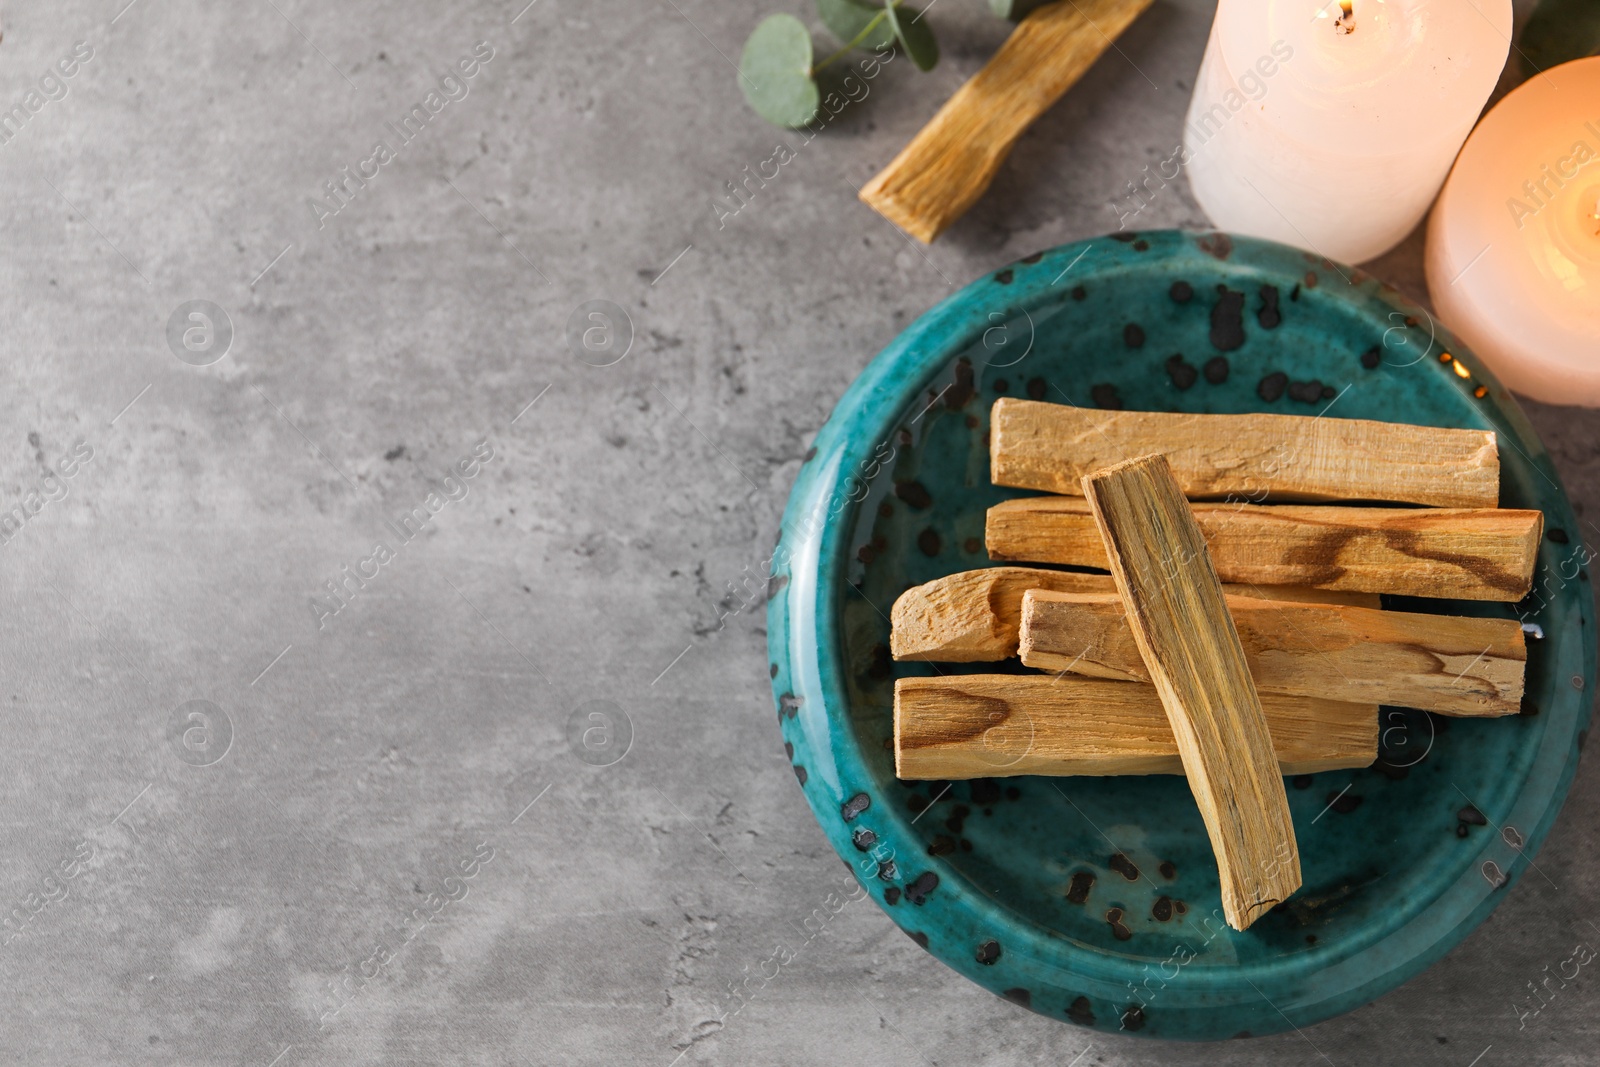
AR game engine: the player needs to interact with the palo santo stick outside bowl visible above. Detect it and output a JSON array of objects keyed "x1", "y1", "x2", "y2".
[{"x1": 767, "y1": 230, "x2": 1594, "y2": 1037}]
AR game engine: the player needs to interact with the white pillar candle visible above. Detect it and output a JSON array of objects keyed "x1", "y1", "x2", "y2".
[
  {"x1": 1426, "y1": 57, "x2": 1600, "y2": 408},
  {"x1": 1183, "y1": 0, "x2": 1511, "y2": 264}
]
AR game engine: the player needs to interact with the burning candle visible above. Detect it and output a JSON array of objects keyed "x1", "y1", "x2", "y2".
[
  {"x1": 1426, "y1": 57, "x2": 1600, "y2": 408},
  {"x1": 1182, "y1": 0, "x2": 1511, "y2": 264}
]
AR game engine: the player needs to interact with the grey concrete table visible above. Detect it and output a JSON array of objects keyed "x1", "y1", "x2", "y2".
[{"x1": 1, "y1": 0, "x2": 1594, "y2": 1064}]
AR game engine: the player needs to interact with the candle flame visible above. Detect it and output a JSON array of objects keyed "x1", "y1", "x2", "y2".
[
  {"x1": 1453, "y1": 360, "x2": 1471, "y2": 380},
  {"x1": 1336, "y1": 0, "x2": 1356, "y2": 33}
]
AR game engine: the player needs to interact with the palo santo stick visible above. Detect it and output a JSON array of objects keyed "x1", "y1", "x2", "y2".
[
  {"x1": 894, "y1": 675, "x2": 1377, "y2": 778},
  {"x1": 1083, "y1": 454, "x2": 1299, "y2": 931},
  {"x1": 890, "y1": 566, "x2": 1380, "y2": 662},
  {"x1": 1019, "y1": 591, "x2": 1527, "y2": 716},
  {"x1": 990, "y1": 398, "x2": 1500, "y2": 507},
  {"x1": 858, "y1": 0, "x2": 1153, "y2": 242},
  {"x1": 986, "y1": 497, "x2": 1543, "y2": 602}
]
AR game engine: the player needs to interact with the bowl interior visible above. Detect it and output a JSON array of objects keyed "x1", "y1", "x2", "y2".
[{"x1": 770, "y1": 231, "x2": 1594, "y2": 1039}]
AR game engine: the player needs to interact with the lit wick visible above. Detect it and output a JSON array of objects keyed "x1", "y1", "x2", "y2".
[{"x1": 1336, "y1": 0, "x2": 1356, "y2": 34}]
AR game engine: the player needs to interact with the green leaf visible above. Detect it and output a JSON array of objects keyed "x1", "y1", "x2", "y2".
[
  {"x1": 884, "y1": 1, "x2": 938, "y2": 71},
  {"x1": 988, "y1": 0, "x2": 1051, "y2": 20},
  {"x1": 1519, "y1": 0, "x2": 1600, "y2": 76},
  {"x1": 740, "y1": 14, "x2": 822, "y2": 127},
  {"x1": 817, "y1": 0, "x2": 896, "y2": 49}
]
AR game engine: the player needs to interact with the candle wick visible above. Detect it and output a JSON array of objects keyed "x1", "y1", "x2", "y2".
[{"x1": 1336, "y1": 0, "x2": 1356, "y2": 34}]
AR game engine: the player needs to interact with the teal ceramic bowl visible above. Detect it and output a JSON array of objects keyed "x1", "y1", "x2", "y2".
[{"x1": 765, "y1": 230, "x2": 1595, "y2": 1039}]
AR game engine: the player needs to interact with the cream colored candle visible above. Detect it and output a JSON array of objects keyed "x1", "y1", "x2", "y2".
[
  {"x1": 1184, "y1": 0, "x2": 1511, "y2": 264},
  {"x1": 1427, "y1": 57, "x2": 1600, "y2": 407}
]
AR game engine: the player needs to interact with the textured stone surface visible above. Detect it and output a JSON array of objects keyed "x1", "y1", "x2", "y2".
[{"x1": 0, "y1": 0, "x2": 1593, "y2": 1063}]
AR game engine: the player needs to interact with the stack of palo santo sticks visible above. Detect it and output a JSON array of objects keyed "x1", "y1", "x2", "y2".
[{"x1": 890, "y1": 398, "x2": 1540, "y2": 930}]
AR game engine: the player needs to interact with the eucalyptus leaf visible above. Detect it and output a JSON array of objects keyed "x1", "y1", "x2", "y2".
[
  {"x1": 988, "y1": 0, "x2": 1051, "y2": 20},
  {"x1": 1519, "y1": 0, "x2": 1600, "y2": 76},
  {"x1": 817, "y1": 0, "x2": 896, "y2": 49},
  {"x1": 884, "y1": 1, "x2": 939, "y2": 71},
  {"x1": 740, "y1": 14, "x2": 822, "y2": 127}
]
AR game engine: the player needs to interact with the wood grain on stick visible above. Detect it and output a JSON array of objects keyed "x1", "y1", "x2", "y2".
[
  {"x1": 986, "y1": 496, "x2": 1542, "y2": 602},
  {"x1": 1019, "y1": 590, "x2": 1526, "y2": 716},
  {"x1": 894, "y1": 675, "x2": 1377, "y2": 778},
  {"x1": 990, "y1": 398, "x2": 1501, "y2": 507},
  {"x1": 1082, "y1": 453, "x2": 1299, "y2": 931},
  {"x1": 890, "y1": 566, "x2": 1380, "y2": 662},
  {"x1": 858, "y1": 0, "x2": 1153, "y2": 242}
]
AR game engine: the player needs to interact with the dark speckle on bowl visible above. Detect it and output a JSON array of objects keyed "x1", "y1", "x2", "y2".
[
  {"x1": 1291, "y1": 775, "x2": 1314, "y2": 790},
  {"x1": 905, "y1": 872, "x2": 939, "y2": 905},
  {"x1": 1166, "y1": 355, "x2": 1198, "y2": 390},
  {"x1": 1198, "y1": 232, "x2": 1233, "y2": 260},
  {"x1": 963, "y1": 536, "x2": 981, "y2": 554},
  {"x1": 928, "y1": 835, "x2": 956, "y2": 856},
  {"x1": 1133, "y1": 239, "x2": 1150, "y2": 252},
  {"x1": 878, "y1": 858, "x2": 898, "y2": 881},
  {"x1": 841, "y1": 792, "x2": 871, "y2": 821},
  {"x1": 1258, "y1": 371, "x2": 1289, "y2": 402},
  {"x1": 784, "y1": 741, "x2": 794, "y2": 758},
  {"x1": 908, "y1": 930, "x2": 929, "y2": 949},
  {"x1": 1026, "y1": 377, "x2": 1049, "y2": 400},
  {"x1": 1549, "y1": 527, "x2": 1570, "y2": 544},
  {"x1": 885, "y1": 886, "x2": 901, "y2": 904},
  {"x1": 1328, "y1": 791, "x2": 1364, "y2": 815},
  {"x1": 995, "y1": 269, "x2": 1014, "y2": 285},
  {"x1": 1457, "y1": 805, "x2": 1487, "y2": 826},
  {"x1": 770, "y1": 662, "x2": 779, "y2": 679},
  {"x1": 1106, "y1": 908, "x2": 1132, "y2": 941},
  {"x1": 947, "y1": 359, "x2": 977, "y2": 410},
  {"x1": 1361, "y1": 346, "x2": 1381, "y2": 369},
  {"x1": 1153, "y1": 896, "x2": 1174, "y2": 922},
  {"x1": 1112, "y1": 231, "x2": 1139, "y2": 243},
  {"x1": 1124, "y1": 323, "x2": 1146, "y2": 348},
  {"x1": 1071, "y1": 286, "x2": 1087, "y2": 302},
  {"x1": 917, "y1": 529, "x2": 942, "y2": 557},
  {"x1": 1288, "y1": 379, "x2": 1325, "y2": 404},
  {"x1": 1067, "y1": 996, "x2": 1096, "y2": 1027},
  {"x1": 1204, "y1": 356, "x2": 1230, "y2": 385},
  {"x1": 970, "y1": 779, "x2": 1001, "y2": 805},
  {"x1": 1110, "y1": 853, "x2": 1140, "y2": 881},
  {"x1": 1091, "y1": 384, "x2": 1124, "y2": 410},
  {"x1": 993, "y1": 378, "x2": 1009, "y2": 393},
  {"x1": 1020, "y1": 251, "x2": 1043, "y2": 264},
  {"x1": 793, "y1": 765, "x2": 808, "y2": 785},
  {"x1": 1210, "y1": 287, "x2": 1246, "y2": 351},
  {"x1": 803, "y1": 446, "x2": 817, "y2": 462},
  {"x1": 1257, "y1": 285, "x2": 1282, "y2": 329},
  {"x1": 778, "y1": 692, "x2": 801, "y2": 719},
  {"x1": 1067, "y1": 871, "x2": 1095, "y2": 904},
  {"x1": 1170, "y1": 280, "x2": 1194, "y2": 303},
  {"x1": 895, "y1": 480, "x2": 933, "y2": 510},
  {"x1": 976, "y1": 939, "x2": 1002, "y2": 965},
  {"x1": 1160, "y1": 860, "x2": 1177, "y2": 878},
  {"x1": 1122, "y1": 1004, "x2": 1147, "y2": 1031},
  {"x1": 1003, "y1": 987, "x2": 1031, "y2": 1008},
  {"x1": 852, "y1": 827, "x2": 877, "y2": 851}
]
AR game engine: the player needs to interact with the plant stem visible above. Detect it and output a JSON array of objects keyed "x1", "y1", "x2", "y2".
[{"x1": 813, "y1": 7, "x2": 894, "y2": 72}]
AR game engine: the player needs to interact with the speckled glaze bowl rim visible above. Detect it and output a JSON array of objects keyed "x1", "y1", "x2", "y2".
[{"x1": 765, "y1": 229, "x2": 1595, "y2": 1039}]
